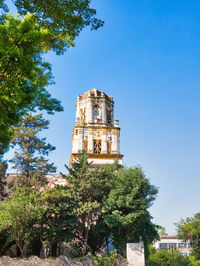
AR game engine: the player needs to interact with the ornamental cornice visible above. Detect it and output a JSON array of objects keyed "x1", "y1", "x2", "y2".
[
  {"x1": 70, "y1": 153, "x2": 123, "y2": 159},
  {"x1": 74, "y1": 125, "x2": 120, "y2": 130}
]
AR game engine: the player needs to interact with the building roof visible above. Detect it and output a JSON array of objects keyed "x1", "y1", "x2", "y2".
[
  {"x1": 6, "y1": 173, "x2": 66, "y2": 188},
  {"x1": 160, "y1": 236, "x2": 178, "y2": 239},
  {"x1": 79, "y1": 89, "x2": 113, "y2": 101}
]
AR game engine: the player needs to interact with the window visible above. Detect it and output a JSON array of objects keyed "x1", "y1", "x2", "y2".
[
  {"x1": 159, "y1": 243, "x2": 168, "y2": 250},
  {"x1": 168, "y1": 243, "x2": 177, "y2": 248},
  {"x1": 94, "y1": 140, "x2": 101, "y2": 154},
  {"x1": 93, "y1": 104, "x2": 101, "y2": 120},
  {"x1": 178, "y1": 243, "x2": 187, "y2": 248}
]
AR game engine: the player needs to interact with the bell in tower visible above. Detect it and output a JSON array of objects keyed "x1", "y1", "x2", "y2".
[{"x1": 70, "y1": 89, "x2": 123, "y2": 168}]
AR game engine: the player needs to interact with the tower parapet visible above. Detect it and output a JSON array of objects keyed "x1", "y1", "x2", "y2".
[{"x1": 70, "y1": 89, "x2": 123, "y2": 167}]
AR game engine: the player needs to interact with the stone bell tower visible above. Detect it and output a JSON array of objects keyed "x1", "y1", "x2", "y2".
[{"x1": 70, "y1": 89, "x2": 123, "y2": 168}]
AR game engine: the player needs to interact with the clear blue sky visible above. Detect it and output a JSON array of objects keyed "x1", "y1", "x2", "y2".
[{"x1": 5, "y1": 0, "x2": 200, "y2": 234}]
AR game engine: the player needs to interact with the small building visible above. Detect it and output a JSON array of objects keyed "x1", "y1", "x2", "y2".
[
  {"x1": 153, "y1": 236, "x2": 192, "y2": 256},
  {"x1": 6, "y1": 173, "x2": 66, "y2": 189}
]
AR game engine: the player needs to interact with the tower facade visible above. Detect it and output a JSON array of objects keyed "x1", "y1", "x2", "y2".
[{"x1": 70, "y1": 89, "x2": 123, "y2": 167}]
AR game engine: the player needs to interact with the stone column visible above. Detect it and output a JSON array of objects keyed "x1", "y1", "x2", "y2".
[
  {"x1": 112, "y1": 130, "x2": 118, "y2": 154},
  {"x1": 87, "y1": 98, "x2": 93, "y2": 124},
  {"x1": 102, "y1": 130, "x2": 107, "y2": 154},
  {"x1": 72, "y1": 135, "x2": 78, "y2": 153},
  {"x1": 88, "y1": 130, "x2": 93, "y2": 153},
  {"x1": 78, "y1": 128, "x2": 84, "y2": 153},
  {"x1": 117, "y1": 131, "x2": 120, "y2": 154},
  {"x1": 102, "y1": 100, "x2": 107, "y2": 124}
]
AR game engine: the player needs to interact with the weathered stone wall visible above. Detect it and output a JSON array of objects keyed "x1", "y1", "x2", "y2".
[
  {"x1": 0, "y1": 256, "x2": 92, "y2": 266},
  {"x1": 0, "y1": 256, "x2": 127, "y2": 266}
]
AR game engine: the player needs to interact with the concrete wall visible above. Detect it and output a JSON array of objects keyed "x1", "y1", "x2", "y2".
[{"x1": 127, "y1": 243, "x2": 145, "y2": 266}]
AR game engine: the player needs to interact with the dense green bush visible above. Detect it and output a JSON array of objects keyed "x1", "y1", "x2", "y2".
[
  {"x1": 93, "y1": 251, "x2": 119, "y2": 266},
  {"x1": 188, "y1": 255, "x2": 200, "y2": 266},
  {"x1": 148, "y1": 249, "x2": 189, "y2": 266}
]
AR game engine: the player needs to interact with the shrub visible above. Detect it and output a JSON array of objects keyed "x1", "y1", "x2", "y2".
[{"x1": 93, "y1": 251, "x2": 119, "y2": 266}]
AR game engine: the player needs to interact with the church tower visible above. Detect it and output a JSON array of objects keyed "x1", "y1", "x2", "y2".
[{"x1": 70, "y1": 89, "x2": 123, "y2": 167}]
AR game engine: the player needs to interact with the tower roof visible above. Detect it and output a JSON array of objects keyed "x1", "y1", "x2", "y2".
[{"x1": 79, "y1": 89, "x2": 113, "y2": 101}]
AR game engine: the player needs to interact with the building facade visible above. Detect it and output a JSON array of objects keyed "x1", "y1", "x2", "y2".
[
  {"x1": 153, "y1": 236, "x2": 192, "y2": 256},
  {"x1": 70, "y1": 89, "x2": 123, "y2": 167}
]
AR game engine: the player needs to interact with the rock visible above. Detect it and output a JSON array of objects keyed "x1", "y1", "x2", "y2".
[
  {"x1": 57, "y1": 256, "x2": 81, "y2": 265},
  {"x1": 0, "y1": 256, "x2": 60, "y2": 266},
  {"x1": 0, "y1": 256, "x2": 13, "y2": 265},
  {"x1": 80, "y1": 259, "x2": 93, "y2": 266},
  {"x1": 118, "y1": 258, "x2": 128, "y2": 266},
  {"x1": 0, "y1": 256, "x2": 96, "y2": 266},
  {"x1": 28, "y1": 256, "x2": 41, "y2": 261}
]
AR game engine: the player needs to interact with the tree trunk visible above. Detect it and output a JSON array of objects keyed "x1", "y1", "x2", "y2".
[
  {"x1": 40, "y1": 241, "x2": 50, "y2": 259},
  {"x1": 16, "y1": 241, "x2": 27, "y2": 258},
  {"x1": 106, "y1": 237, "x2": 109, "y2": 251},
  {"x1": 82, "y1": 229, "x2": 89, "y2": 255},
  {"x1": 51, "y1": 242, "x2": 57, "y2": 257}
]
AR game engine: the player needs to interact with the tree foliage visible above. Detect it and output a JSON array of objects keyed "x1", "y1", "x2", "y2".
[
  {"x1": 0, "y1": 0, "x2": 103, "y2": 53},
  {"x1": 0, "y1": 14, "x2": 63, "y2": 155},
  {"x1": 65, "y1": 155, "x2": 118, "y2": 255},
  {"x1": 0, "y1": 1, "x2": 103, "y2": 155},
  {"x1": 103, "y1": 167, "x2": 159, "y2": 254},
  {"x1": 187, "y1": 255, "x2": 200, "y2": 266},
  {"x1": 157, "y1": 226, "x2": 168, "y2": 237},
  {"x1": 148, "y1": 248, "x2": 190, "y2": 266},
  {"x1": 0, "y1": 186, "x2": 76, "y2": 258},
  {"x1": 64, "y1": 156, "x2": 158, "y2": 256},
  {"x1": 0, "y1": 188, "x2": 42, "y2": 258},
  {"x1": 177, "y1": 212, "x2": 200, "y2": 259},
  {"x1": 93, "y1": 250, "x2": 119, "y2": 266},
  {"x1": 34, "y1": 187, "x2": 76, "y2": 258},
  {"x1": 0, "y1": 153, "x2": 159, "y2": 258},
  {"x1": 10, "y1": 113, "x2": 56, "y2": 188}
]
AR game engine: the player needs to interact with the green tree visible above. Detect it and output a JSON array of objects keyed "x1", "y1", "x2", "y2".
[
  {"x1": 0, "y1": 186, "x2": 77, "y2": 258},
  {"x1": 0, "y1": 14, "x2": 63, "y2": 155},
  {"x1": 10, "y1": 113, "x2": 56, "y2": 189},
  {"x1": 103, "y1": 167, "x2": 159, "y2": 254},
  {"x1": 0, "y1": 188, "x2": 42, "y2": 258},
  {"x1": 0, "y1": 1, "x2": 103, "y2": 155},
  {"x1": 176, "y1": 212, "x2": 200, "y2": 259},
  {"x1": 66, "y1": 156, "x2": 158, "y2": 256},
  {"x1": 36, "y1": 186, "x2": 76, "y2": 258},
  {"x1": 65, "y1": 154, "x2": 118, "y2": 255}
]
